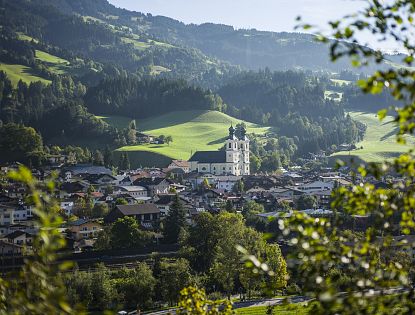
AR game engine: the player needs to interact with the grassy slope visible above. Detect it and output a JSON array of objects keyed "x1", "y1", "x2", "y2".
[
  {"x1": 95, "y1": 115, "x2": 134, "y2": 130},
  {"x1": 0, "y1": 34, "x2": 72, "y2": 86},
  {"x1": 113, "y1": 110, "x2": 270, "y2": 160},
  {"x1": 332, "y1": 111, "x2": 415, "y2": 162},
  {"x1": 0, "y1": 63, "x2": 51, "y2": 86},
  {"x1": 35, "y1": 50, "x2": 70, "y2": 74}
]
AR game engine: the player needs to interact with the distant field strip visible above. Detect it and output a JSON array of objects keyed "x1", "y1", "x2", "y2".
[{"x1": 332, "y1": 111, "x2": 415, "y2": 162}]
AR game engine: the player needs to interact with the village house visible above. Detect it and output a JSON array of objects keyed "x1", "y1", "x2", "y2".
[
  {"x1": 68, "y1": 219, "x2": 103, "y2": 241},
  {"x1": 216, "y1": 175, "x2": 241, "y2": 191},
  {"x1": 114, "y1": 186, "x2": 148, "y2": 198},
  {"x1": 185, "y1": 173, "x2": 217, "y2": 190},
  {"x1": 132, "y1": 177, "x2": 172, "y2": 197},
  {"x1": 104, "y1": 204, "x2": 161, "y2": 229},
  {"x1": 297, "y1": 180, "x2": 334, "y2": 193},
  {"x1": 60, "y1": 200, "x2": 75, "y2": 216},
  {"x1": 167, "y1": 160, "x2": 190, "y2": 173},
  {"x1": 4, "y1": 230, "x2": 34, "y2": 246}
]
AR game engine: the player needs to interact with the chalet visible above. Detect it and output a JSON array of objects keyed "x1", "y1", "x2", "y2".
[
  {"x1": 114, "y1": 186, "x2": 148, "y2": 198},
  {"x1": 13, "y1": 204, "x2": 30, "y2": 222},
  {"x1": 59, "y1": 181, "x2": 88, "y2": 198},
  {"x1": 132, "y1": 177, "x2": 172, "y2": 197},
  {"x1": 104, "y1": 204, "x2": 160, "y2": 229},
  {"x1": 68, "y1": 219, "x2": 103, "y2": 241},
  {"x1": 297, "y1": 180, "x2": 334, "y2": 193},
  {"x1": 137, "y1": 132, "x2": 155, "y2": 144},
  {"x1": 62, "y1": 165, "x2": 112, "y2": 181},
  {"x1": 84, "y1": 174, "x2": 118, "y2": 185},
  {"x1": 216, "y1": 175, "x2": 241, "y2": 191},
  {"x1": 185, "y1": 173, "x2": 217, "y2": 190},
  {"x1": 4, "y1": 230, "x2": 34, "y2": 246}
]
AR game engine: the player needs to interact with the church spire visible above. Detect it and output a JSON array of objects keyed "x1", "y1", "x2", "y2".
[{"x1": 228, "y1": 124, "x2": 235, "y2": 139}]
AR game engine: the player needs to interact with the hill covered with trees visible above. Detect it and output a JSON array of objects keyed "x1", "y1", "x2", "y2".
[{"x1": 0, "y1": 0, "x2": 369, "y2": 167}]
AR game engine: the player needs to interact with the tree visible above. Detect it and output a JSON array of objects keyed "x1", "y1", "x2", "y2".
[
  {"x1": 232, "y1": 179, "x2": 245, "y2": 194},
  {"x1": 93, "y1": 150, "x2": 104, "y2": 166},
  {"x1": 224, "y1": 199, "x2": 234, "y2": 212},
  {"x1": 118, "y1": 263, "x2": 156, "y2": 309},
  {"x1": 158, "y1": 258, "x2": 192, "y2": 306},
  {"x1": 103, "y1": 146, "x2": 113, "y2": 168},
  {"x1": 165, "y1": 135, "x2": 173, "y2": 146},
  {"x1": 115, "y1": 197, "x2": 128, "y2": 205},
  {"x1": 210, "y1": 213, "x2": 266, "y2": 298},
  {"x1": 263, "y1": 244, "x2": 288, "y2": 296},
  {"x1": 177, "y1": 287, "x2": 233, "y2": 315},
  {"x1": 74, "y1": 196, "x2": 93, "y2": 218},
  {"x1": 91, "y1": 203, "x2": 109, "y2": 218},
  {"x1": 296, "y1": 195, "x2": 317, "y2": 210},
  {"x1": 94, "y1": 226, "x2": 112, "y2": 250},
  {"x1": 118, "y1": 152, "x2": 130, "y2": 170},
  {"x1": 163, "y1": 195, "x2": 187, "y2": 244},
  {"x1": 0, "y1": 123, "x2": 44, "y2": 165},
  {"x1": 127, "y1": 128, "x2": 137, "y2": 145},
  {"x1": 110, "y1": 217, "x2": 153, "y2": 249}
]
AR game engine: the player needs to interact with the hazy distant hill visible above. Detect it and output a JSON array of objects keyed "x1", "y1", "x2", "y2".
[{"x1": 37, "y1": 0, "x2": 375, "y2": 73}]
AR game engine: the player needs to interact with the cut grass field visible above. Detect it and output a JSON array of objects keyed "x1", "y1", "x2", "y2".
[
  {"x1": 332, "y1": 111, "x2": 415, "y2": 163},
  {"x1": 0, "y1": 63, "x2": 51, "y2": 86},
  {"x1": 236, "y1": 303, "x2": 310, "y2": 315},
  {"x1": 111, "y1": 110, "x2": 270, "y2": 162}
]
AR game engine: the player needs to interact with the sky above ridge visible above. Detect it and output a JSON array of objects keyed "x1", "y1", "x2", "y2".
[{"x1": 109, "y1": 0, "x2": 399, "y2": 52}]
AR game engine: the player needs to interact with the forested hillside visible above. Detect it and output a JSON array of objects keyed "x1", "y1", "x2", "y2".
[{"x1": 0, "y1": 0, "x2": 369, "y2": 168}]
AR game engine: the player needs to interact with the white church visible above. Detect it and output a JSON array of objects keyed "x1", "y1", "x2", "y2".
[{"x1": 188, "y1": 125, "x2": 250, "y2": 176}]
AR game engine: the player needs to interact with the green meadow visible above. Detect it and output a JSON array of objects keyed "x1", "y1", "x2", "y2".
[
  {"x1": 235, "y1": 303, "x2": 310, "y2": 315},
  {"x1": 332, "y1": 111, "x2": 415, "y2": 163},
  {"x1": 106, "y1": 110, "x2": 269, "y2": 162},
  {"x1": 35, "y1": 50, "x2": 70, "y2": 74},
  {"x1": 0, "y1": 63, "x2": 51, "y2": 86}
]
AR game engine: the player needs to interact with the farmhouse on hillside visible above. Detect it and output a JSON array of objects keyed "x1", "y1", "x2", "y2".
[{"x1": 189, "y1": 125, "x2": 250, "y2": 176}]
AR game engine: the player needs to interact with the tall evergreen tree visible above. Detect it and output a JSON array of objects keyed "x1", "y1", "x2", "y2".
[
  {"x1": 93, "y1": 150, "x2": 104, "y2": 166},
  {"x1": 103, "y1": 146, "x2": 113, "y2": 168},
  {"x1": 118, "y1": 152, "x2": 130, "y2": 170},
  {"x1": 163, "y1": 195, "x2": 187, "y2": 244}
]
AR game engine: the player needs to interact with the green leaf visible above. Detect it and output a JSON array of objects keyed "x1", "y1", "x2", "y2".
[{"x1": 378, "y1": 109, "x2": 388, "y2": 120}]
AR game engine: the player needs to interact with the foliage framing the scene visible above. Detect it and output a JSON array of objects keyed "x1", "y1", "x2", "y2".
[
  {"x1": 0, "y1": 166, "x2": 83, "y2": 314},
  {"x1": 271, "y1": 1, "x2": 415, "y2": 314}
]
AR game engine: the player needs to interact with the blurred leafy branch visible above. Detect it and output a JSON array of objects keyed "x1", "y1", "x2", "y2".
[
  {"x1": 240, "y1": 1, "x2": 415, "y2": 314},
  {"x1": 0, "y1": 166, "x2": 85, "y2": 315}
]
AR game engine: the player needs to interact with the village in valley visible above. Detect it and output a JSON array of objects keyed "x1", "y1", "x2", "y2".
[{"x1": 0, "y1": 124, "x2": 402, "y2": 268}]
